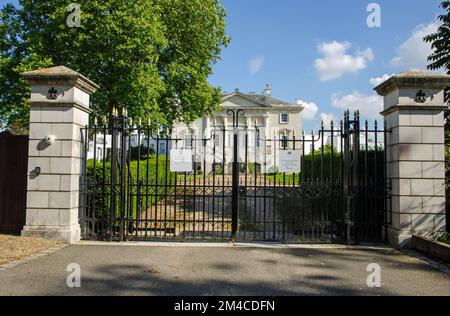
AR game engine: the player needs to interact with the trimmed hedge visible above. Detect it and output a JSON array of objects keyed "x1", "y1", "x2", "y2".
[
  {"x1": 86, "y1": 155, "x2": 171, "y2": 185},
  {"x1": 85, "y1": 156, "x2": 173, "y2": 217}
]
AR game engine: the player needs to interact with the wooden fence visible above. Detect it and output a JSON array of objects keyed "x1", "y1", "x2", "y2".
[{"x1": 0, "y1": 132, "x2": 28, "y2": 234}]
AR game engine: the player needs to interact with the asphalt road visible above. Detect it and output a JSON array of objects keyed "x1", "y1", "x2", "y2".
[{"x1": 0, "y1": 243, "x2": 449, "y2": 296}]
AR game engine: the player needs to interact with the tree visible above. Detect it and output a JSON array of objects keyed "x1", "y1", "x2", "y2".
[
  {"x1": 0, "y1": 3, "x2": 52, "y2": 133},
  {"x1": 424, "y1": 0, "x2": 450, "y2": 231},
  {"x1": 0, "y1": 0, "x2": 229, "y2": 133},
  {"x1": 424, "y1": 0, "x2": 450, "y2": 103}
]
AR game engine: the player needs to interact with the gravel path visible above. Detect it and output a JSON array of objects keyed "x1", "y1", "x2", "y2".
[{"x1": 0, "y1": 234, "x2": 60, "y2": 266}]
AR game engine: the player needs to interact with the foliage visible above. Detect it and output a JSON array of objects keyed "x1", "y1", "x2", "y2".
[
  {"x1": 87, "y1": 155, "x2": 172, "y2": 186},
  {"x1": 302, "y1": 149, "x2": 342, "y2": 181},
  {"x1": 424, "y1": 0, "x2": 450, "y2": 104},
  {"x1": 425, "y1": 0, "x2": 450, "y2": 231},
  {"x1": 213, "y1": 164, "x2": 224, "y2": 176},
  {"x1": 0, "y1": 3, "x2": 52, "y2": 133},
  {"x1": 266, "y1": 149, "x2": 384, "y2": 185},
  {"x1": 434, "y1": 232, "x2": 450, "y2": 245},
  {"x1": 268, "y1": 147, "x2": 343, "y2": 183},
  {"x1": 86, "y1": 156, "x2": 173, "y2": 218},
  {"x1": 0, "y1": 0, "x2": 230, "y2": 133},
  {"x1": 129, "y1": 145, "x2": 155, "y2": 161},
  {"x1": 247, "y1": 162, "x2": 260, "y2": 175}
]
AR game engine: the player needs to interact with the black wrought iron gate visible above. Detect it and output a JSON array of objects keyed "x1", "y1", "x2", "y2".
[{"x1": 80, "y1": 110, "x2": 390, "y2": 244}]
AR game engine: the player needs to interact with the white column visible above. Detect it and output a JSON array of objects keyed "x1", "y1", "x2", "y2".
[
  {"x1": 21, "y1": 66, "x2": 98, "y2": 243},
  {"x1": 375, "y1": 69, "x2": 450, "y2": 249}
]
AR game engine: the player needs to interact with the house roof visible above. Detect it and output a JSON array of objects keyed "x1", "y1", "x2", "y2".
[
  {"x1": 246, "y1": 93, "x2": 292, "y2": 106},
  {"x1": 221, "y1": 90, "x2": 301, "y2": 109}
]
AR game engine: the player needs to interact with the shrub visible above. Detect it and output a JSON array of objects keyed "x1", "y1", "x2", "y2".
[
  {"x1": 435, "y1": 232, "x2": 450, "y2": 245},
  {"x1": 84, "y1": 155, "x2": 173, "y2": 219},
  {"x1": 129, "y1": 145, "x2": 155, "y2": 161},
  {"x1": 213, "y1": 164, "x2": 224, "y2": 175}
]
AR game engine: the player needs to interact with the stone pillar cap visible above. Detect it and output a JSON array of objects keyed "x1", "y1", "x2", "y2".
[
  {"x1": 21, "y1": 65, "x2": 99, "y2": 95},
  {"x1": 374, "y1": 69, "x2": 450, "y2": 96}
]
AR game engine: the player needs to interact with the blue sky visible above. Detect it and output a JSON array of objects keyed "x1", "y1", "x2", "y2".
[
  {"x1": 0, "y1": 0, "x2": 445, "y2": 130},
  {"x1": 208, "y1": 0, "x2": 444, "y2": 130}
]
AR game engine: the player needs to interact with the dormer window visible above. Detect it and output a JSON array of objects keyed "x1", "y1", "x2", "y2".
[{"x1": 280, "y1": 113, "x2": 289, "y2": 124}]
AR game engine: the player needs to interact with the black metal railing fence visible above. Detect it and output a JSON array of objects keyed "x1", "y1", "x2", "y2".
[{"x1": 80, "y1": 110, "x2": 391, "y2": 243}]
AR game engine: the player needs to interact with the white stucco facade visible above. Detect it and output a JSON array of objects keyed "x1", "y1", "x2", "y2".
[{"x1": 172, "y1": 85, "x2": 304, "y2": 173}]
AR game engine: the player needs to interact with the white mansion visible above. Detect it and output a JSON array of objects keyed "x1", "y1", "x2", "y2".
[
  {"x1": 88, "y1": 84, "x2": 306, "y2": 173},
  {"x1": 172, "y1": 84, "x2": 304, "y2": 173},
  {"x1": 87, "y1": 84, "x2": 384, "y2": 171}
]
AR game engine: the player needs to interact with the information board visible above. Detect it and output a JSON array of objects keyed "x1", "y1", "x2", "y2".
[
  {"x1": 170, "y1": 149, "x2": 193, "y2": 173},
  {"x1": 278, "y1": 150, "x2": 301, "y2": 173}
]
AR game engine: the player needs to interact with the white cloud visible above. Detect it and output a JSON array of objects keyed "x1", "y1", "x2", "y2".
[
  {"x1": 248, "y1": 56, "x2": 265, "y2": 75},
  {"x1": 390, "y1": 21, "x2": 439, "y2": 69},
  {"x1": 297, "y1": 99, "x2": 319, "y2": 120},
  {"x1": 369, "y1": 74, "x2": 395, "y2": 86},
  {"x1": 331, "y1": 91, "x2": 383, "y2": 120},
  {"x1": 315, "y1": 41, "x2": 374, "y2": 81},
  {"x1": 319, "y1": 113, "x2": 336, "y2": 128}
]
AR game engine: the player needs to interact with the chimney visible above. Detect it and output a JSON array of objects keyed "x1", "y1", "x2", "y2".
[{"x1": 264, "y1": 84, "x2": 271, "y2": 96}]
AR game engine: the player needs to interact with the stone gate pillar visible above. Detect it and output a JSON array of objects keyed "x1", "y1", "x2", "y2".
[
  {"x1": 375, "y1": 69, "x2": 450, "y2": 249},
  {"x1": 20, "y1": 66, "x2": 98, "y2": 243}
]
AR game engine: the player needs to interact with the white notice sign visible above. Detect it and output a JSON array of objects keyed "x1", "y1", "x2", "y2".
[
  {"x1": 278, "y1": 150, "x2": 301, "y2": 173},
  {"x1": 170, "y1": 149, "x2": 193, "y2": 173}
]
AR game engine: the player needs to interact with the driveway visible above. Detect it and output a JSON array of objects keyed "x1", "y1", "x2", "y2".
[{"x1": 0, "y1": 243, "x2": 449, "y2": 296}]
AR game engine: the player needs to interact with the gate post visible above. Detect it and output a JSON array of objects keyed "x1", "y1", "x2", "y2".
[
  {"x1": 20, "y1": 66, "x2": 98, "y2": 243},
  {"x1": 375, "y1": 70, "x2": 450, "y2": 249},
  {"x1": 227, "y1": 109, "x2": 244, "y2": 239},
  {"x1": 231, "y1": 132, "x2": 239, "y2": 238}
]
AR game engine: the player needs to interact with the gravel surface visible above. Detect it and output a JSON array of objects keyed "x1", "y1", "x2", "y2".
[{"x1": 0, "y1": 234, "x2": 60, "y2": 265}]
